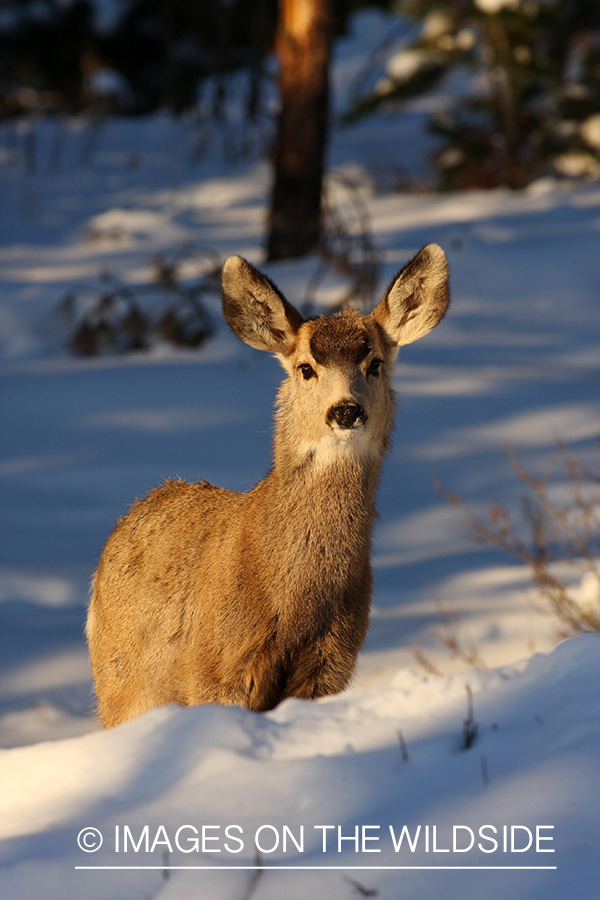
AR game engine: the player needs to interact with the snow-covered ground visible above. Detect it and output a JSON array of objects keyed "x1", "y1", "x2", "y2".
[
  {"x1": 2, "y1": 634, "x2": 598, "y2": 900},
  {"x1": 1, "y1": 9, "x2": 599, "y2": 898}
]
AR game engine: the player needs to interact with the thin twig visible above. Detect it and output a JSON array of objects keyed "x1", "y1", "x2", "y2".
[
  {"x1": 396, "y1": 728, "x2": 409, "y2": 763},
  {"x1": 463, "y1": 684, "x2": 478, "y2": 750}
]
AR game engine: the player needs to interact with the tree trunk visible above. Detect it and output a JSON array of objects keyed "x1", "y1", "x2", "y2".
[{"x1": 267, "y1": 0, "x2": 334, "y2": 261}]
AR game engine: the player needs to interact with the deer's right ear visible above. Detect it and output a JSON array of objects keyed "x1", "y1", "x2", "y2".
[{"x1": 222, "y1": 256, "x2": 303, "y2": 354}]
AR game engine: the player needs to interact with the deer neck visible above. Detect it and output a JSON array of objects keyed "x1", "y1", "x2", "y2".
[
  {"x1": 250, "y1": 448, "x2": 378, "y2": 631},
  {"x1": 262, "y1": 424, "x2": 385, "y2": 573}
]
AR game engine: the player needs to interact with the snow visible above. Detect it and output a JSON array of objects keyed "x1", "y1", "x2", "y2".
[
  {"x1": 581, "y1": 113, "x2": 600, "y2": 151},
  {"x1": 1, "y1": 9, "x2": 600, "y2": 898},
  {"x1": 381, "y1": 50, "x2": 431, "y2": 88},
  {"x1": 1, "y1": 635, "x2": 599, "y2": 898},
  {"x1": 474, "y1": 0, "x2": 520, "y2": 14}
]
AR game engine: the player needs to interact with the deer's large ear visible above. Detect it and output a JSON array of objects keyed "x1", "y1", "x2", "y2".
[
  {"x1": 372, "y1": 244, "x2": 449, "y2": 348},
  {"x1": 222, "y1": 256, "x2": 303, "y2": 354}
]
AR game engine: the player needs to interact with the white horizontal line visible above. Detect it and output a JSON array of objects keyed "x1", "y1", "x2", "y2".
[{"x1": 75, "y1": 865, "x2": 558, "y2": 871}]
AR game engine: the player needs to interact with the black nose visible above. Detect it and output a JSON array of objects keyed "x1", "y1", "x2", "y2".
[{"x1": 328, "y1": 402, "x2": 366, "y2": 430}]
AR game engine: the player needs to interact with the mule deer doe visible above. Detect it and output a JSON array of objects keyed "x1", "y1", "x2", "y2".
[{"x1": 87, "y1": 245, "x2": 449, "y2": 727}]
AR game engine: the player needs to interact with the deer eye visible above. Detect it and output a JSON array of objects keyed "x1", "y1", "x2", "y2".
[
  {"x1": 367, "y1": 358, "x2": 382, "y2": 377},
  {"x1": 299, "y1": 363, "x2": 316, "y2": 380}
]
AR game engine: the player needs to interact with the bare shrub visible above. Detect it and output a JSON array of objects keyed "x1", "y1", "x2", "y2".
[
  {"x1": 303, "y1": 170, "x2": 380, "y2": 315},
  {"x1": 56, "y1": 245, "x2": 219, "y2": 355},
  {"x1": 410, "y1": 590, "x2": 487, "y2": 676},
  {"x1": 437, "y1": 442, "x2": 600, "y2": 640}
]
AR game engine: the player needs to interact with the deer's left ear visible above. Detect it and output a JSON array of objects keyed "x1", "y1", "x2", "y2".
[{"x1": 372, "y1": 244, "x2": 449, "y2": 348}]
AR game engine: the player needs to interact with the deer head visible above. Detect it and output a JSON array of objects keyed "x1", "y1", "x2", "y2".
[{"x1": 222, "y1": 244, "x2": 449, "y2": 468}]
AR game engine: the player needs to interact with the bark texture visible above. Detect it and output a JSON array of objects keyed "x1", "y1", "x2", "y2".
[{"x1": 267, "y1": 0, "x2": 334, "y2": 260}]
